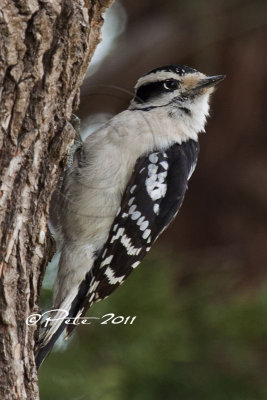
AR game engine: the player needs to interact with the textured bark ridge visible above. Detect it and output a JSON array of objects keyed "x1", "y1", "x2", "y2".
[{"x1": 0, "y1": 1, "x2": 113, "y2": 398}]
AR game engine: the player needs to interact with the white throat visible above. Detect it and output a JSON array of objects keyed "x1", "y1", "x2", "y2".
[{"x1": 185, "y1": 92, "x2": 211, "y2": 134}]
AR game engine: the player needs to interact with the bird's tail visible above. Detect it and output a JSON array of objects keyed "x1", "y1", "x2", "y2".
[
  {"x1": 35, "y1": 292, "x2": 78, "y2": 369},
  {"x1": 35, "y1": 244, "x2": 96, "y2": 369},
  {"x1": 35, "y1": 268, "x2": 95, "y2": 369}
]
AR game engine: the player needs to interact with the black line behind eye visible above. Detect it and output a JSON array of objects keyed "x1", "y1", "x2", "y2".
[
  {"x1": 134, "y1": 79, "x2": 180, "y2": 103},
  {"x1": 163, "y1": 79, "x2": 179, "y2": 91}
]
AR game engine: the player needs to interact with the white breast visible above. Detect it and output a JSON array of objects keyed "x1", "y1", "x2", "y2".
[{"x1": 60, "y1": 107, "x2": 201, "y2": 252}]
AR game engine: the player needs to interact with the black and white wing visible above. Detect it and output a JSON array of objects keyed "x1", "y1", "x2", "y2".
[
  {"x1": 35, "y1": 139, "x2": 198, "y2": 368},
  {"x1": 66, "y1": 139, "x2": 199, "y2": 332}
]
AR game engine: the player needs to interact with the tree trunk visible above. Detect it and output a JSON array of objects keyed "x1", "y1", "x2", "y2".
[{"x1": 0, "y1": 1, "x2": 113, "y2": 398}]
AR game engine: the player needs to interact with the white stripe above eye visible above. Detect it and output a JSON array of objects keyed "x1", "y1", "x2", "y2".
[{"x1": 135, "y1": 71, "x2": 181, "y2": 88}]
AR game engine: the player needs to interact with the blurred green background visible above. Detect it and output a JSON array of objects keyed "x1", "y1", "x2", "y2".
[
  {"x1": 40, "y1": 251, "x2": 267, "y2": 400},
  {"x1": 40, "y1": 0, "x2": 267, "y2": 398}
]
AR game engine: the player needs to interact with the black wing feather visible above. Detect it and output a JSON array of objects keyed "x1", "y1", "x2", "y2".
[
  {"x1": 36, "y1": 140, "x2": 199, "y2": 366},
  {"x1": 65, "y1": 139, "x2": 199, "y2": 335}
]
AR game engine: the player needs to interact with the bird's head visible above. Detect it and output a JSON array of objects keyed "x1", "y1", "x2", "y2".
[{"x1": 130, "y1": 64, "x2": 225, "y2": 133}]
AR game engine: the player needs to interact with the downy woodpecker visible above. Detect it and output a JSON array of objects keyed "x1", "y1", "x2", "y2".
[{"x1": 35, "y1": 64, "x2": 225, "y2": 368}]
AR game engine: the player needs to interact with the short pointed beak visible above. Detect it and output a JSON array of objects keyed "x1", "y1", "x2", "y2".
[{"x1": 196, "y1": 75, "x2": 226, "y2": 89}]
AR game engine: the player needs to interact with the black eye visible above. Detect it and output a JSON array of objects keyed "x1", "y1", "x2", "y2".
[{"x1": 163, "y1": 79, "x2": 179, "y2": 91}]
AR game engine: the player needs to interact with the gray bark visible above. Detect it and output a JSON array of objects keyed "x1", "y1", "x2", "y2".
[{"x1": 0, "y1": 0, "x2": 113, "y2": 398}]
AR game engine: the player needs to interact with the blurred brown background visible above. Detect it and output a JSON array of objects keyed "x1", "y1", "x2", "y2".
[{"x1": 79, "y1": 0, "x2": 267, "y2": 286}]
